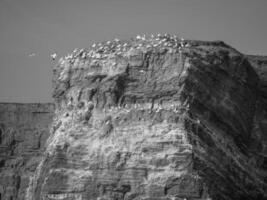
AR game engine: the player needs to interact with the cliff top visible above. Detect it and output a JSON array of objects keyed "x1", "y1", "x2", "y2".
[{"x1": 55, "y1": 34, "x2": 241, "y2": 69}]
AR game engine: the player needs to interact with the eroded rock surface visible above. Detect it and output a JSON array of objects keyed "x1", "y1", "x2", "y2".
[
  {"x1": 26, "y1": 35, "x2": 267, "y2": 200},
  {"x1": 0, "y1": 103, "x2": 54, "y2": 200}
]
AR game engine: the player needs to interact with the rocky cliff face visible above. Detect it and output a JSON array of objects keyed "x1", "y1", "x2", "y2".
[
  {"x1": 247, "y1": 55, "x2": 267, "y2": 109},
  {"x1": 0, "y1": 103, "x2": 54, "y2": 200},
  {"x1": 24, "y1": 34, "x2": 267, "y2": 200}
]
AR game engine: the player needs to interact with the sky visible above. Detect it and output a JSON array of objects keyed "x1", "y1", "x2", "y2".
[{"x1": 0, "y1": 0, "x2": 267, "y2": 103}]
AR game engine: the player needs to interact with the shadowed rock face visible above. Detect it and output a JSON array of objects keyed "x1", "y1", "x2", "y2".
[
  {"x1": 21, "y1": 35, "x2": 267, "y2": 200},
  {"x1": 247, "y1": 55, "x2": 267, "y2": 109},
  {"x1": 0, "y1": 103, "x2": 54, "y2": 200}
]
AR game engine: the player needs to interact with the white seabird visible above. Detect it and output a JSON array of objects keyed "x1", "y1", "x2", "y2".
[
  {"x1": 141, "y1": 35, "x2": 146, "y2": 40},
  {"x1": 185, "y1": 43, "x2": 191, "y2": 47},
  {"x1": 136, "y1": 35, "x2": 141, "y2": 40},
  {"x1": 50, "y1": 53, "x2": 57, "y2": 60},
  {"x1": 28, "y1": 53, "x2": 36, "y2": 57}
]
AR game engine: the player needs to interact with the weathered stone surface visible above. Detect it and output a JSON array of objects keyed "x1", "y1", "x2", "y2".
[
  {"x1": 23, "y1": 35, "x2": 267, "y2": 200},
  {"x1": 0, "y1": 103, "x2": 54, "y2": 200}
]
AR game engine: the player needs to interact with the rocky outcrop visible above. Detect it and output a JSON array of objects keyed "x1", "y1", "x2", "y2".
[
  {"x1": 247, "y1": 55, "x2": 267, "y2": 109},
  {"x1": 0, "y1": 103, "x2": 54, "y2": 200},
  {"x1": 25, "y1": 35, "x2": 267, "y2": 200}
]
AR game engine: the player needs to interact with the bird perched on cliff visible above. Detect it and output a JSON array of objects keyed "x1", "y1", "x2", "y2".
[
  {"x1": 50, "y1": 53, "x2": 57, "y2": 60},
  {"x1": 141, "y1": 34, "x2": 146, "y2": 40},
  {"x1": 65, "y1": 53, "x2": 73, "y2": 60},
  {"x1": 136, "y1": 35, "x2": 141, "y2": 40},
  {"x1": 180, "y1": 37, "x2": 185, "y2": 47},
  {"x1": 73, "y1": 48, "x2": 78, "y2": 54},
  {"x1": 81, "y1": 52, "x2": 87, "y2": 59},
  {"x1": 185, "y1": 43, "x2": 191, "y2": 48}
]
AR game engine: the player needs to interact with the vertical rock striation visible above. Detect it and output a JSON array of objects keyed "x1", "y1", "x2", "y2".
[
  {"x1": 0, "y1": 103, "x2": 54, "y2": 200},
  {"x1": 27, "y1": 35, "x2": 267, "y2": 200}
]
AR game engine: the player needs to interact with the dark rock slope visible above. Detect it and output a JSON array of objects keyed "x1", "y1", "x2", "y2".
[
  {"x1": 6, "y1": 34, "x2": 267, "y2": 200},
  {"x1": 0, "y1": 103, "x2": 54, "y2": 200},
  {"x1": 247, "y1": 55, "x2": 267, "y2": 109}
]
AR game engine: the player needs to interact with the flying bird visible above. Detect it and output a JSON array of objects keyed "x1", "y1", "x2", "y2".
[{"x1": 28, "y1": 53, "x2": 36, "y2": 57}]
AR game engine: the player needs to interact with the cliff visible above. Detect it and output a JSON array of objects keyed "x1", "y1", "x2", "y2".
[
  {"x1": 247, "y1": 55, "x2": 267, "y2": 109},
  {"x1": 27, "y1": 35, "x2": 267, "y2": 200},
  {"x1": 0, "y1": 103, "x2": 54, "y2": 200},
  {"x1": 2, "y1": 34, "x2": 267, "y2": 200}
]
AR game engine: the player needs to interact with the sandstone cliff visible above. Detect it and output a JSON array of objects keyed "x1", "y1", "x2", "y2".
[
  {"x1": 6, "y1": 34, "x2": 267, "y2": 200},
  {"x1": 0, "y1": 103, "x2": 54, "y2": 200}
]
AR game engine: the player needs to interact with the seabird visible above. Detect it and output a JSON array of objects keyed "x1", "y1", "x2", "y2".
[
  {"x1": 81, "y1": 52, "x2": 87, "y2": 59},
  {"x1": 180, "y1": 37, "x2": 185, "y2": 47},
  {"x1": 28, "y1": 53, "x2": 36, "y2": 57},
  {"x1": 141, "y1": 35, "x2": 146, "y2": 40},
  {"x1": 185, "y1": 43, "x2": 191, "y2": 47},
  {"x1": 50, "y1": 53, "x2": 57, "y2": 60},
  {"x1": 136, "y1": 35, "x2": 141, "y2": 40}
]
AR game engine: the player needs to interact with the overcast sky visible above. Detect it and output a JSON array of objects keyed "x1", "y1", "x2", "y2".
[{"x1": 0, "y1": 0, "x2": 267, "y2": 103}]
